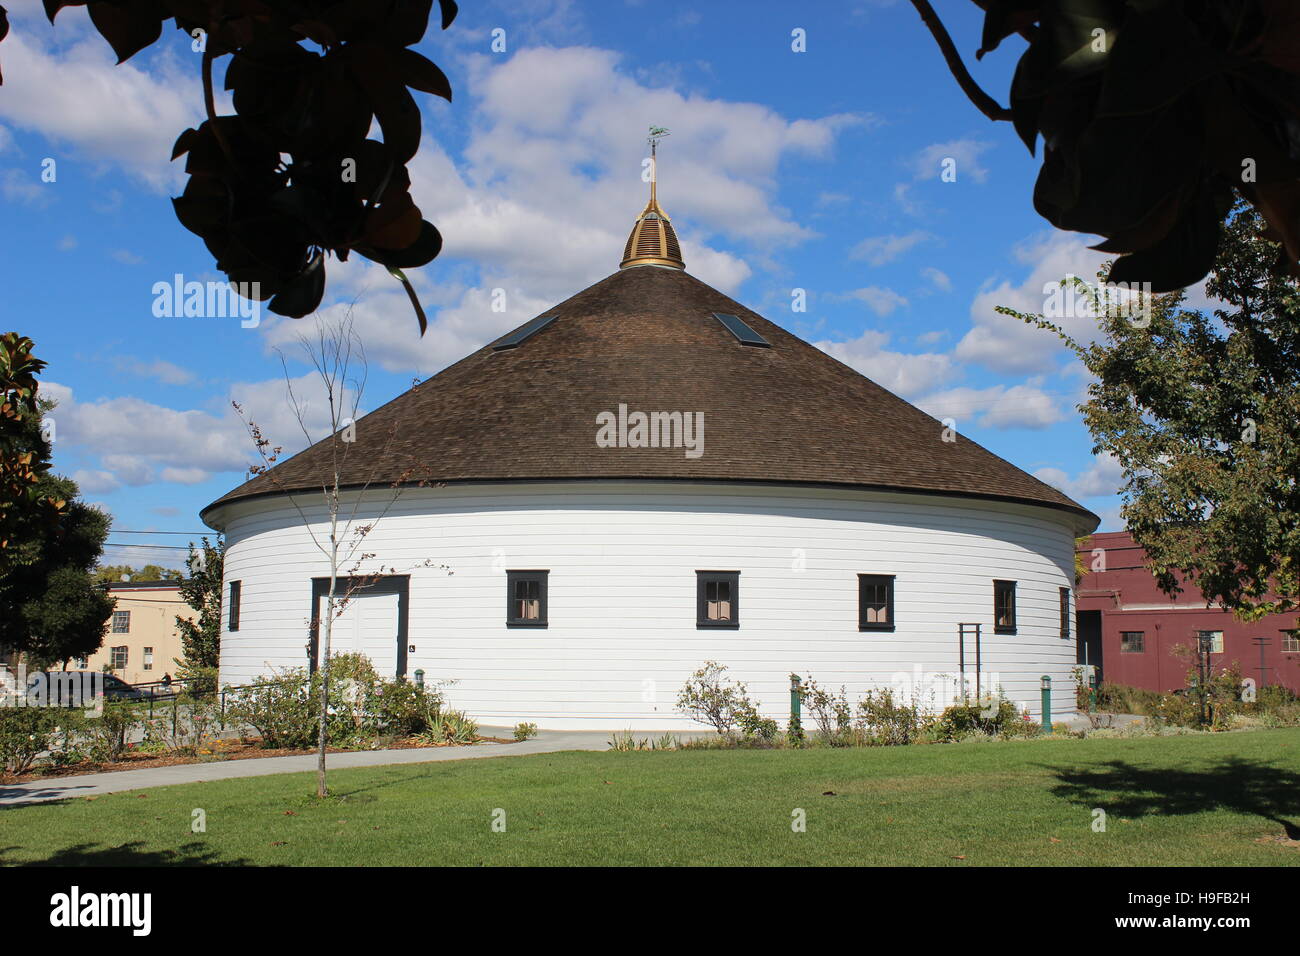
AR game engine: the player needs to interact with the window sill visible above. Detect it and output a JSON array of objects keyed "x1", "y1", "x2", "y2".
[
  {"x1": 696, "y1": 622, "x2": 739, "y2": 629},
  {"x1": 859, "y1": 624, "x2": 895, "y2": 632},
  {"x1": 507, "y1": 621, "x2": 548, "y2": 628},
  {"x1": 994, "y1": 627, "x2": 1017, "y2": 635}
]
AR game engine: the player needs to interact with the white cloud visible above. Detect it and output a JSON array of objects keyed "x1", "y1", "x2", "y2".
[
  {"x1": 0, "y1": 23, "x2": 204, "y2": 191},
  {"x1": 814, "y1": 329, "x2": 953, "y2": 399},
  {"x1": 1034, "y1": 452, "x2": 1124, "y2": 500},
  {"x1": 72, "y1": 469, "x2": 120, "y2": 495},
  {"x1": 916, "y1": 384, "x2": 1066, "y2": 430},
  {"x1": 913, "y1": 138, "x2": 994, "y2": 184},
  {"x1": 956, "y1": 231, "x2": 1109, "y2": 375},
  {"x1": 1, "y1": 167, "x2": 48, "y2": 204},
  {"x1": 271, "y1": 45, "x2": 861, "y2": 375},
  {"x1": 43, "y1": 371, "x2": 359, "y2": 492},
  {"x1": 921, "y1": 266, "x2": 952, "y2": 292},
  {"x1": 849, "y1": 230, "x2": 933, "y2": 266},
  {"x1": 838, "y1": 286, "x2": 909, "y2": 316},
  {"x1": 114, "y1": 358, "x2": 195, "y2": 386},
  {"x1": 160, "y1": 466, "x2": 210, "y2": 485}
]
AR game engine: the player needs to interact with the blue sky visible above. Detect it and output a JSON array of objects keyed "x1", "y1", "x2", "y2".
[{"x1": 1, "y1": 0, "x2": 1142, "y2": 567}]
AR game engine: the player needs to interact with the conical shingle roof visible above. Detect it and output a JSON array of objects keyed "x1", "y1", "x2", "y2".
[{"x1": 204, "y1": 265, "x2": 1097, "y2": 531}]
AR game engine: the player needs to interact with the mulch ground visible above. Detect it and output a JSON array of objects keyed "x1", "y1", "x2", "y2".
[{"x1": 1, "y1": 735, "x2": 518, "y2": 785}]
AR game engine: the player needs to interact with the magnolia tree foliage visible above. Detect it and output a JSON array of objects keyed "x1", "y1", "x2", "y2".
[
  {"x1": 0, "y1": 334, "x2": 65, "y2": 576},
  {"x1": 1007, "y1": 203, "x2": 1300, "y2": 623},
  {"x1": 1, "y1": 1, "x2": 460, "y2": 330},
  {"x1": 912, "y1": 0, "x2": 1300, "y2": 293},
  {"x1": 0, "y1": 401, "x2": 113, "y2": 665}
]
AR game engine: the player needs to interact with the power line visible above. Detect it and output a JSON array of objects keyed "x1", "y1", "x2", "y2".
[
  {"x1": 109, "y1": 530, "x2": 210, "y2": 536},
  {"x1": 103, "y1": 542, "x2": 194, "y2": 551}
]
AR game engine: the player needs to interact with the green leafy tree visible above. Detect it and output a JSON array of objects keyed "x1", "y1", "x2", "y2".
[
  {"x1": 1007, "y1": 202, "x2": 1300, "y2": 624},
  {"x1": 93, "y1": 563, "x2": 183, "y2": 585},
  {"x1": 176, "y1": 537, "x2": 225, "y2": 678},
  {"x1": 0, "y1": 333, "x2": 64, "y2": 577},
  {"x1": 0, "y1": 402, "x2": 113, "y2": 665}
]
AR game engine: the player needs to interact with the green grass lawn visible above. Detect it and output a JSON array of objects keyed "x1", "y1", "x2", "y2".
[{"x1": 3, "y1": 730, "x2": 1300, "y2": 866}]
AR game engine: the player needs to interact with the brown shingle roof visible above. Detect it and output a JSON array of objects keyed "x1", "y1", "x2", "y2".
[{"x1": 203, "y1": 265, "x2": 1098, "y2": 530}]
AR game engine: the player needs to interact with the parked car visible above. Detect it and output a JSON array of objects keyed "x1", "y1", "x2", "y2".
[{"x1": 24, "y1": 671, "x2": 149, "y2": 706}]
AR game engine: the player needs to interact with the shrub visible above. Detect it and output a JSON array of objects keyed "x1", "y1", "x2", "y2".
[
  {"x1": 82, "y1": 700, "x2": 139, "y2": 762},
  {"x1": 677, "y1": 661, "x2": 775, "y2": 741},
  {"x1": 222, "y1": 669, "x2": 315, "y2": 749},
  {"x1": 370, "y1": 678, "x2": 443, "y2": 738},
  {"x1": 420, "y1": 709, "x2": 478, "y2": 745},
  {"x1": 142, "y1": 694, "x2": 221, "y2": 755},
  {"x1": 856, "y1": 688, "x2": 932, "y2": 746},
  {"x1": 178, "y1": 665, "x2": 218, "y2": 699},
  {"x1": 0, "y1": 706, "x2": 62, "y2": 776},
  {"x1": 513, "y1": 722, "x2": 538, "y2": 741},
  {"x1": 800, "y1": 678, "x2": 853, "y2": 745},
  {"x1": 735, "y1": 706, "x2": 779, "y2": 743},
  {"x1": 224, "y1": 653, "x2": 450, "y2": 750},
  {"x1": 934, "y1": 695, "x2": 1029, "y2": 741}
]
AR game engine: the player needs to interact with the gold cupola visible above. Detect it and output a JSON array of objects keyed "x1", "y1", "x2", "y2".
[{"x1": 620, "y1": 129, "x2": 685, "y2": 271}]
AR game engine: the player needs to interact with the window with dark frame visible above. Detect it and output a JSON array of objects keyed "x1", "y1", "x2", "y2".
[
  {"x1": 1120, "y1": 631, "x2": 1145, "y2": 653},
  {"x1": 110, "y1": 646, "x2": 128, "y2": 669},
  {"x1": 1059, "y1": 586, "x2": 1071, "y2": 639},
  {"x1": 228, "y1": 580, "x2": 241, "y2": 632},
  {"x1": 111, "y1": 610, "x2": 130, "y2": 634},
  {"x1": 1196, "y1": 629, "x2": 1224, "y2": 654},
  {"x1": 858, "y1": 574, "x2": 895, "y2": 631},
  {"x1": 506, "y1": 570, "x2": 548, "y2": 627},
  {"x1": 696, "y1": 571, "x2": 739, "y2": 628},
  {"x1": 993, "y1": 580, "x2": 1017, "y2": 634}
]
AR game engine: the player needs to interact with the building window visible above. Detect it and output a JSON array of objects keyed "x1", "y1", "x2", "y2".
[
  {"x1": 696, "y1": 571, "x2": 739, "y2": 628},
  {"x1": 993, "y1": 580, "x2": 1017, "y2": 634},
  {"x1": 506, "y1": 570, "x2": 548, "y2": 627},
  {"x1": 143, "y1": 647, "x2": 154, "y2": 671},
  {"x1": 858, "y1": 574, "x2": 895, "y2": 631},
  {"x1": 111, "y1": 610, "x2": 130, "y2": 634},
  {"x1": 1196, "y1": 630, "x2": 1224, "y2": 654},
  {"x1": 1059, "y1": 587, "x2": 1071, "y2": 639},
  {"x1": 228, "y1": 580, "x2": 241, "y2": 632},
  {"x1": 73, "y1": 657, "x2": 87, "y2": 670},
  {"x1": 110, "y1": 646, "x2": 129, "y2": 669},
  {"x1": 1120, "y1": 631, "x2": 1145, "y2": 653},
  {"x1": 1283, "y1": 630, "x2": 1300, "y2": 653}
]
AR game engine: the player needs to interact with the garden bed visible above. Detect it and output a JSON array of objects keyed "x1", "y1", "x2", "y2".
[{"x1": 1, "y1": 734, "x2": 517, "y2": 785}]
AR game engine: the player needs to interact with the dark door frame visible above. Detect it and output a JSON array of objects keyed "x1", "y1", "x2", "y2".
[{"x1": 308, "y1": 575, "x2": 410, "y2": 678}]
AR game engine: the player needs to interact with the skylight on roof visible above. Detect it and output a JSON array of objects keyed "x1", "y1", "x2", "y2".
[
  {"x1": 712, "y1": 312, "x2": 771, "y2": 347},
  {"x1": 492, "y1": 314, "x2": 558, "y2": 351}
]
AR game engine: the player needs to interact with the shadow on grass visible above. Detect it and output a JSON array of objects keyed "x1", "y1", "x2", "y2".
[
  {"x1": 0, "y1": 841, "x2": 251, "y2": 867},
  {"x1": 1050, "y1": 757, "x2": 1300, "y2": 838}
]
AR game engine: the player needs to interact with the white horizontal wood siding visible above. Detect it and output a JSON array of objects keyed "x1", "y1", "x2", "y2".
[{"x1": 212, "y1": 481, "x2": 1080, "y2": 730}]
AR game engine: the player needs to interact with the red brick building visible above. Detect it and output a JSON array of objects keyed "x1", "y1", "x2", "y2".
[{"x1": 1075, "y1": 531, "x2": 1300, "y2": 693}]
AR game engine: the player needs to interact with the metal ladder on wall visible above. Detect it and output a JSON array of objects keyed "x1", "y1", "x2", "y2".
[{"x1": 958, "y1": 622, "x2": 982, "y2": 701}]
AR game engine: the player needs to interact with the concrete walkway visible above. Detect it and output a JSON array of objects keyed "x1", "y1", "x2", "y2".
[{"x1": 0, "y1": 728, "x2": 618, "y2": 808}]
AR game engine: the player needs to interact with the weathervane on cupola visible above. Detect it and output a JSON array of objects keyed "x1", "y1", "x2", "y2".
[{"x1": 620, "y1": 126, "x2": 686, "y2": 271}]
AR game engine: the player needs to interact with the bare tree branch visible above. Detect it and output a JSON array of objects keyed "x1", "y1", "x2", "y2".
[{"x1": 909, "y1": 0, "x2": 1014, "y2": 123}]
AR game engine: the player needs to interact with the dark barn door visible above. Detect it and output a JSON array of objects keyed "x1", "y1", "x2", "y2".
[{"x1": 1077, "y1": 609, "x2": 1103, "y2": 682}]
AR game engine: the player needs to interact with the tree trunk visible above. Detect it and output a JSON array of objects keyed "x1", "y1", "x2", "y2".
[{"x1": 317, "y1": 508, "x2": 339, "y2": 799}]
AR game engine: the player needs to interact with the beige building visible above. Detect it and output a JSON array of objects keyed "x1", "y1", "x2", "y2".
[{"x1": 73, "y1": 582, "x2": 196, "y2": 686}]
